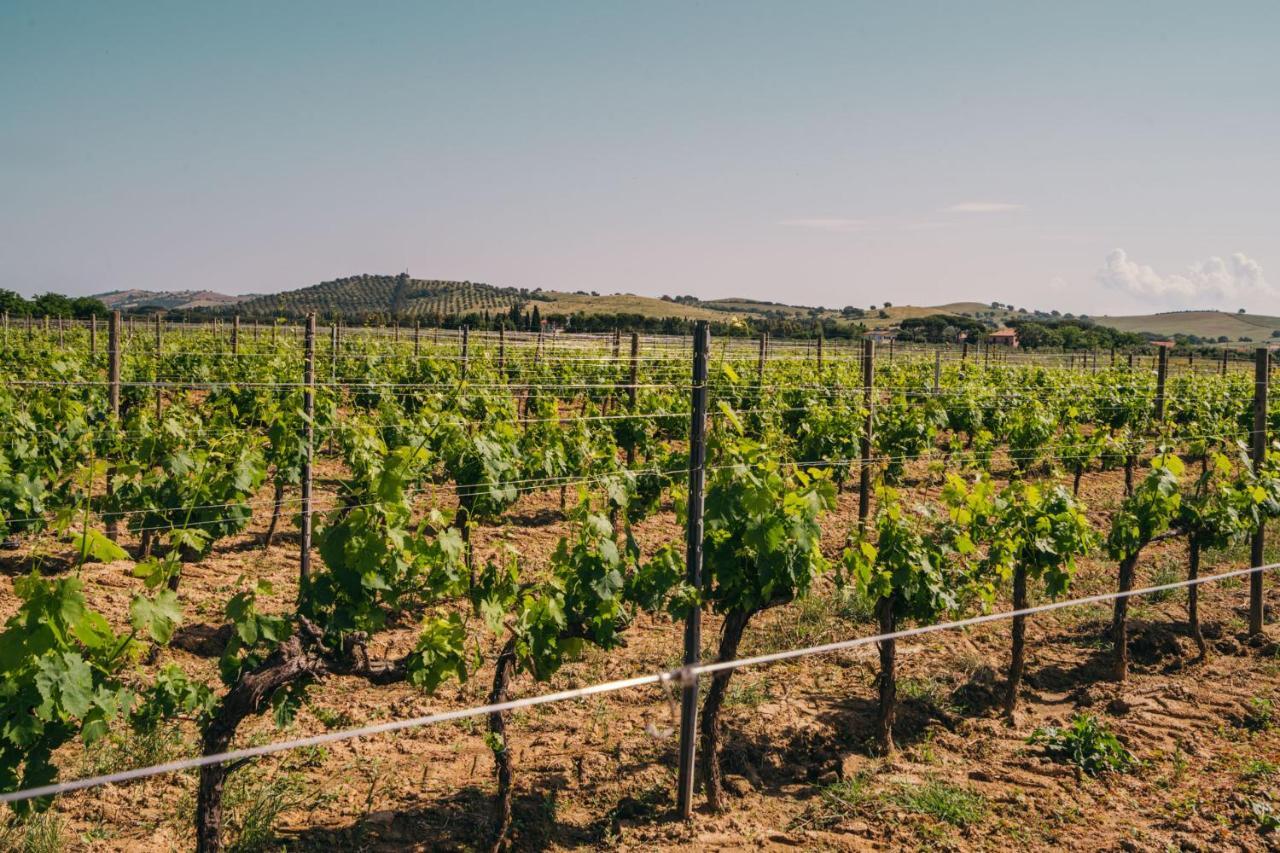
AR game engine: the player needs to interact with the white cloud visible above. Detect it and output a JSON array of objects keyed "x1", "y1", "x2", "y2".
[
  {"x1": 943, "y1": 201, "x2": 1025, "y2": 213},
  {"x1": 1096, "y1": 249, "x2": 1272, "y2": 307},
  {"x1": 778, "y1": 218, "x2": 868, "y2": 233}
]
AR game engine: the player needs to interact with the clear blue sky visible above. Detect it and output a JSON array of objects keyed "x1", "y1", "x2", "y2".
[{"x1": 3, "y1": 1, "x2": 1278, "y2": 314}]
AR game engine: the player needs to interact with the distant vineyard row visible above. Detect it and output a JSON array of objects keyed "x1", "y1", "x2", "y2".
[{"x1": 235, "y1": 273, "x2": 536, "y2": 321}]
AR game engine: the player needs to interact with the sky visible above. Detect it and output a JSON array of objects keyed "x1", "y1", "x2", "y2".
[{"x1": 2, "y1": 1, "x2": 1278, "y2": 316}]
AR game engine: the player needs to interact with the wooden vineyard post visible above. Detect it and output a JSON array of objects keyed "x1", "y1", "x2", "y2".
[
  {"x1": 933, "y1": 349, "x2": 941, "y2": 395},
  {"x1": 1154, "y1": 345, "x2": 1169, "y2": 422},
  {"x1": 498, "y1": 324, "x2": 506, "y2": 375},
  {"x1": 90, "y1": 314, "x2": 96, "y2": 355},
  {"x1": 1128, "y1": 353, "x2": 1135, "y2": 371},
  {"x1": 299, "y1": 313, "x2": 316, "y2": 601},
  {"x1": 1110, "y1": 346, "x2": 1116, "y2": 367},
  {"x1": 859, "y1": 338, "x2": 875, "y2": 532},
  {"x1": 57, "y1": 316, "x2": 64, "y2": 347},
  {"x1": 461, "y1": 325, "x2": 470, "y2": 379},
  {"x1": 253, "y1": 319, "x2": 259, "y2": 341},
  {"x1": 414, "y1": 320, "x2": 421, "y2": 358},
  {"x1": 626, "y1": 332, "x2": 639, "y2": 467},
  {"x1": 1222, "y1": 349, "x2": 1229, "y2": 377},
  {"x1": 231, "y1": 315, "x2": 240, "y2": 356},
  {"x1": 961, "y1": 342, "x2": 968, "y2": 364},
  {"x1": 534, "y1": 330, "x2": 543, "y2": 366},
  {"x1": 612, "y1": 328, "x2": 621, "y2": 361},
  {"x1": 1, "y1": 312, "x2": 6, "y2": 347},
  {"x1": 330, "y1": 323, "x2": 338, "y2": 383},
  {"x1": 1250, "y1": 347, "x2": 1270, "y2": 637},
  {"x1": 816, "y1": 328, "x2": 824, "y2": 372},
  {"x1": 889, "y1": 336, "x2": 894, "y2": 364},
  {"x1": 106, "y1": 311, "x2": 122, "y2": 540},
  {"x1": 26, "y1": 314, "x2": 32, "y2": 340},
  {"x1": 757, "y1": 333, "x2": 767, "y2": 384},
  {"x1": 676, "y1": 320, "x2": 710, "y2": 819},
  {"x1": 154, "y1": 313, "x2": 163, "y2": 421}
]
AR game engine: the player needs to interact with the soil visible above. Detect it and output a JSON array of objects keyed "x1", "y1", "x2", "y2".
[{"x1": 3, "y1": 456, "x2": 1280, "y2": 852}]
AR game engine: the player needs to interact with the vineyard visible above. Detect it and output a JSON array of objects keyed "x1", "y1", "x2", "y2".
[
  {"x1": 2, "y1": 316, "x2": 1280, "y2": 852},
  {"x1": 235, "y1": 276, "x2": 531, "y2": 322}
]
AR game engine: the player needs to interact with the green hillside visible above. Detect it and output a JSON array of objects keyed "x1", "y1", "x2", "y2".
[{"x1": 236, "y1": 274, "x2": 529, "y2": 320}]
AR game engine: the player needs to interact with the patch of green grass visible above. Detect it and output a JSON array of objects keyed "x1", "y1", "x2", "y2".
[
  {"x1": 725, "y1": 678, "x2": 770, "y2": 709},
  {"x1": 1030, "y1": 714, "x2": 1136, "y2": 775},
  {"x1": 746, "y1": 588, "x2": 874, "y2": 658},
  {"x1": 0, "y1": 812, "x2": 65, "y2": 853},
  {"x1": 1243, "y1": 697, "x2": 1275, "y2": 732},
  {"x1": 899, "y1": 676, "x2": 958, "y2": 715},
  {"x1": 311, "y1": 704, "x2": 355, "y2": 730},
  {"x1": 1243, "y1": 758, "x2": 1278, "y2": 780},
  {"x1": 793, "y1": 775, "x2": 874, "y2": 829},
  {"x1": 81, "y1": 722, "x2": 192, "y2": 778},
  {"x1": 224, "y1": 771, "x2": 315, "y2": 853},
  {"x1": 1251, "y1": 799, "x2": 1280, "y2": 833},
  {"x1": 890, "y1": 779, "x2": 988, "y2": 827},
  {"x1": 1147, "y1": 563, "x2": 1183, "y2": 603},
  {"x1": 1164, "y1": 791, "x2": 1201, "y2": 821}
]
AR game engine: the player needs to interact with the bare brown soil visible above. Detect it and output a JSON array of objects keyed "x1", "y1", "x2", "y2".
[{"x1": 4, "y1": 458, "x2": 1280, "y2": 852}]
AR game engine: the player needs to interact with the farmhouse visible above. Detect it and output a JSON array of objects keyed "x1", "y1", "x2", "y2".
[
  {"x1": 989, "y1": 328, "x2": 1018, "y2": 347},
  {"x1": 866, "y1": 328, "x2": 898, "y2": 344}
]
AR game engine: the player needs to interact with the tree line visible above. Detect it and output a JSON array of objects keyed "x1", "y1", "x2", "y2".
[{"x1": 0, "y1": 289, "x2": 109, "y2": 319}]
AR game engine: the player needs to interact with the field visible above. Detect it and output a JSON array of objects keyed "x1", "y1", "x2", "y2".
[
  {"x1": 1, "y1": 323, "x2": 1279, "y2": 852},
  {"x1": 535, "y1": 292, "x2": 739, "y2": 322},
  {"x1": 1096, "y1": 311, "x2": 1280, "y2": 342}
]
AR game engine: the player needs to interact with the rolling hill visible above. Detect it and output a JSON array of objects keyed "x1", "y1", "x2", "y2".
[
  {"x1": 233, "y1": 274, "x2": 529, "y2": 320},
  {"x1": 89, "y1": 278, "x2": 1278, "y2": 342},
  {"x1": 1091, "y1": 310, "x2": 1280, "y2": 342},
  {"x1": 93, "y1": 289, "x2": 255, "y2": 311}
]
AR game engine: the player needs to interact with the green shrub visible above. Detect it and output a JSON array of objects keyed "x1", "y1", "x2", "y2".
[
  {"x1": 891, "y1": 780, "x2": 987, "y2": 827},
  {"x1": 1030, "y1": 714, "x2": 1135, "y2": 775}
]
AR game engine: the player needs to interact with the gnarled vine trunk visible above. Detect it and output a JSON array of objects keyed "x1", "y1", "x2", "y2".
[
  {"x1": 1188, "y1": 536, "x2": 1206, "y2": 660},
  {"x1": 487, "y1": 638, "x2": 519, "y2": 853},
  {"x1": 1111, "y1": 554, "x2": 1139, "y2": 681},
  {"x1": 196, "y1": 638, "x2": 328, "y2": 853},
  {"x1": 875, "y1": 594, "x2": 897, "y2": 755},
  {"x1": 195, "y1": 631, "x2": 408, "y2": 852},
  {"x1": 699, "y1": 608, "x2": 752, "y2": 812},
  {"x1": 263, "y1": 479, "x2": 286, "y2": 548},
  {"x1": 1004, "y1": 563, "x2": 1028, "y2": 716}
]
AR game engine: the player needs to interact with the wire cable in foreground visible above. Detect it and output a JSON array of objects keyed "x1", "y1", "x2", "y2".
[{"x1": 1, "y1": 559, "x2": 1276, "y2": 806}]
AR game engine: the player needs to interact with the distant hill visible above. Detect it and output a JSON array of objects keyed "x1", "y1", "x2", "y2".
[
  {"x1": 89, "y1": 279, "x2": 1279, "y2": 343},
  {"x1": 94, "y1": 289, "x2": 254, "y2": 311},
  {"x1": 234, "y1": 274, "x2": 530, "y2": 320},
  {"x1": 1091, "y1": 310, "x2": 1280, "y2": 342},
  {"x1": 231, "y1": 275, "x2": 743, "y2": 323}
]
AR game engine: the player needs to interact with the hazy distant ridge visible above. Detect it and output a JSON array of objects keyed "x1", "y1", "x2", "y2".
[{"x1": 93, "y1": 289, "x2": 257, "y2": 311}]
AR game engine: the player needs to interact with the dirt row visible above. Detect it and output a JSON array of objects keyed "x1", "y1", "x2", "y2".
[{"x1": 2, "y1": 459, "x2": 1280, "y2": 851}]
